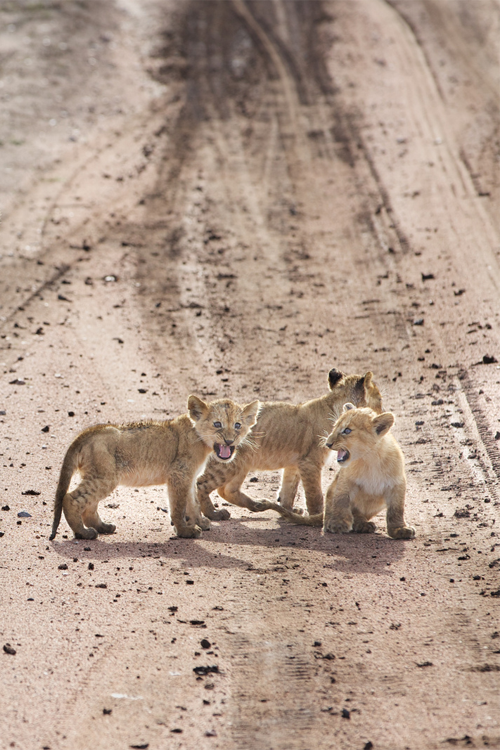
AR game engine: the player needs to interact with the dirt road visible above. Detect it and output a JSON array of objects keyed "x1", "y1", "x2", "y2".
[{"x1": 1, "y1": 1, "x2": 500, "y2": 748}]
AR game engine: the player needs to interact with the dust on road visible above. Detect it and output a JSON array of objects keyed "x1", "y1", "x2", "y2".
[{"x1": 1, "y1": 1, "x2": 500, "y2": 748}]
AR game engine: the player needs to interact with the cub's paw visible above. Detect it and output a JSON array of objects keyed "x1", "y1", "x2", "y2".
[
  {"x1": 388, "y1": 525, "x2": 415, "y2": 540},
  {"x1": 210, "y1": 508, "x2": 231, "y2": 521},
  {"x1": 175, "y1": 524, "x2": 202, "y2": 539},
  {"x1": 197, "y1": 516, "x2": 211, "y2": 531},
  {"x1": 352, "y1": 520, "x2": 376, "y2": 534},
  {"x1": 323, "y1": 518, "x2": 352, "y2": 534},
  {"x1": 96, "y1": 523, "x2": 116, "y2": 535},
  {"x1": 75, "y1": 527, "x2": 98, "y2": 540},
  {"x1": 250, "y1": 500, "x2": 276, "y2": 512}
]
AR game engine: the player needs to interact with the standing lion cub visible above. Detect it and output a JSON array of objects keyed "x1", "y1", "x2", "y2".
[
  {"x1": 257, "y1": 403, "x2": 415, "y2": 539},
  {"x1": 50, "y1": 396, "x2": 260, "y2": 540}
]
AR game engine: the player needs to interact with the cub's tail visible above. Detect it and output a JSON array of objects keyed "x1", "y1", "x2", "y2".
[
  {"x1": 49, "y1": 444, "x2": 78, "y2": 540},
  {"x1": 255, "y1": 500, "x2": 323, "y2": 527}
]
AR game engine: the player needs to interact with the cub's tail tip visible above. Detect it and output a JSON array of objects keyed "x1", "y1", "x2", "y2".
[{"x1": 49, "y1": 532, "x2": 56, "y2": 541}]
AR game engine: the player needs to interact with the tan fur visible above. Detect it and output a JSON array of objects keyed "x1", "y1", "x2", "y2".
[
  {"x1": 197, "y1": 369, "x2": 383, "y2": 520},
  {"x1": 50, "y1": 396, "x2": 260, "y2": 541},
  {"x1": 258, "y1": 404, "x2": 415, "y2": 539}
]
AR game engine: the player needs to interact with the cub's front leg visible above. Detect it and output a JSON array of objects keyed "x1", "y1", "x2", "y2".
[
  {"x1": 167, "y1": 475, "x2": 202, "y2": 539},
  {"x1": 385, "y1": 482, "x2": 415, "y2": 539},
  {"x1": 298, "y1": 459, "x2": 324, "y2": 515},
  {"x1": 278, "y1": 466, "x2": 301, "y2": 510},
  {"x1": 322, "y1": 477, "x2": 353, "y2": 534},
  {"x1": 186, "y1": 485, "x2": 211, "y2": 531}
]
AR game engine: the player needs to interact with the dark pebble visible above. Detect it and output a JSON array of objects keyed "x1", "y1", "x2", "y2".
[{"x1": 193, "y1": 665, "x2": 219, "y2": 676}]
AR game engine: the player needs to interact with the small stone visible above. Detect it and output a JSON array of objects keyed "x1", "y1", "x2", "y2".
[
  {"x1": 58, "y1": 563, "x2": 68, "y2": 570},
  {"x1": 193, "y1": 665, "x2": 219, "y2": 676},
  {"x1": 201, "y1": 639, "x2": 211, "y2": 649},
  {"x1": 3, "y1": 643, "x2": 16, "y2": 655}
]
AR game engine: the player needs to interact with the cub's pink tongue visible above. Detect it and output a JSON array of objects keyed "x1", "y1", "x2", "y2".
[{"x1": 218, "y1": 444, "x2": 232, "y2": 459}]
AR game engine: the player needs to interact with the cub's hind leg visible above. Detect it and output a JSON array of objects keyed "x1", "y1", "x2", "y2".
[
  {"x1": 197, "y1": 458, "x2": 239, "y2": 521},
  {"x1": 63, "y1": 476, "x2": 118, "y2": 539},
  {"x1": 218, "y1": 471, "x2": 265, "y2": 513}
]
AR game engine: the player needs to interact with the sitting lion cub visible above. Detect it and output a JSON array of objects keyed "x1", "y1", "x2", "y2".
[
  {"x1": 258, "y1": 403, "x2": 415, "y2": 539},
  {"x1": 49, "y1": 396, "x2": 260, "y2": 541},
  {"x1": 197, "y1": 368, "x2": 382, "y2": 520}
]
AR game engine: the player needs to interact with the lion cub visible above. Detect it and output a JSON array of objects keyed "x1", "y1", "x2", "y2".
[
  {"x1": 50, "y1": 396, "x2": 260, "y2": 541},
  {"x1": 197, "y1": 368, "x2": 383, "y2": 520},
  {"x1": 258, "y1": 403, "x2": 415, "y2": 539}
]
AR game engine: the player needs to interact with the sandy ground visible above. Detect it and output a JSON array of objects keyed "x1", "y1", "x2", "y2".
[{"x1": 1, "y1": 1, "x2": 500, "y2": 748}]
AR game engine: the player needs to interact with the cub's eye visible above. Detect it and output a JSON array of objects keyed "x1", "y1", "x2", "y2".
[
  {"x1": 234, "y1": 422, "x2": 242, "y2": 430},
  {"x1": 213, "y1": 421, "x2": 222, "y2": 428},
  {"x1": 342, "y1": 427, "x2": 352, "y2": 435}
]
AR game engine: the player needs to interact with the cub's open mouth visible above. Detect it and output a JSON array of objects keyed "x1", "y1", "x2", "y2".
[
  {"x1": 336, "y1": 448, "x2": 350, "y2": 464},
  {"x1": 214, "y1": 443, "x2": 235, "y2": 461}
]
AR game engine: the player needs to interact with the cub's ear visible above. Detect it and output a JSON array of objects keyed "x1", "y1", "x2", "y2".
[
  {"x1": 343, "y1": 402, "x2": 356, "y2": 413},
  {"x1": 355, "y1": 371, "x2": 372, "y2": 397},
  {"x1": 187, "y1": 395, "x2": 209, "y2": 423},
  {"x1": 242, "y1": 400, "x2": 260, "y2": 426},
  {"x1": 363, "y1": 371, "x2": 374, "y2": 387},
  {"x1": 372, "y1": 411, "x2": 394, "y2": 437},
  {"x1": 328, "y1": 368, "x2": 344, "y2": 390}
]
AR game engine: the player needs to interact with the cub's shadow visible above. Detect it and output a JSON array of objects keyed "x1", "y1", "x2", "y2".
[{"x1": 53, "y1": 512, "x2": 411, "y2": 577}]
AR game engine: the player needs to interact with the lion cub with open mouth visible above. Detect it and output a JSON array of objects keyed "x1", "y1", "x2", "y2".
[
  {"x1": 258, "y1": 403, "x2": 415, "y2": 539},
  {"x1": 50, "y1": 396, "x2": 260, "y2": 541}
]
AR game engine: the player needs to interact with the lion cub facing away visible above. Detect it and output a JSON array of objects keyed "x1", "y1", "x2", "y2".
[
  {"x1": 197, "y1": 368, "x2": 383, "y2": 521},
  {"x1": 50, "y1": 396, "x2": 260, "y2": 541},
  {"x1": 258, "y1": 404, "x2": 415, "y2": 539}
]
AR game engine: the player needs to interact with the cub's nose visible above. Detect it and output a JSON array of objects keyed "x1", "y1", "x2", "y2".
[{"x1": 225, "y1": 438, "x2": 235, "y2": 446}]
